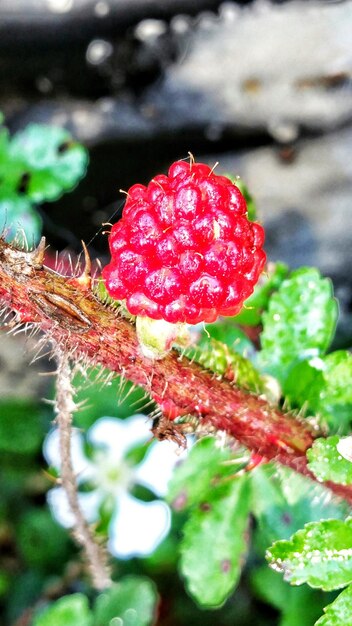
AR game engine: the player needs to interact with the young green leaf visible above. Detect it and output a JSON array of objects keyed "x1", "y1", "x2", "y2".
[
  {"x1": 315, "y1": 584, "x2": 352, "y2": 625},
  {"x1": 259, "y1": 268, "x2": 338, "y2": 384},
  {"x1": 8, "y1": 124, "x2": 88, "y2": 203},
  {"x1": 307, "y1": 436, "x2": 352, "y2": 485},
  {"x1": 94, "y1": 577, "x2": 158, "y2": 626},
  {"x1": 167, "y1": 436, "x2": 246, "y2": 511},
  {"x1": 33, "y1": 594, "x2": 93, "y2": 626},
  {"x1": 180, "y1": 476, "x2": 250, "y2": 608},
  {"x1": 267, "y1": 519, "x2": 352, "y2": 591}
]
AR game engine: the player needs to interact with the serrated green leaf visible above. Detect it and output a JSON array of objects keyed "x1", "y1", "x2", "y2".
[
  {"x1": 307, "y1": 436, "x2": 352, "y2": 485},
  {"x1": 284, "y1": 351, "x2": 352, "y2": 432},
  {"x1": 180, "y1": 476, "x2": 250, "y2": 608},
  {"x1": 259, "y1": 268, "x2": 338, "y2": 384},
  {"x1": 315, "y1": 584, "x2": 352, "y2": 625},
  {"x1": 33, "y1": 594, "x2": 93, "y2": 626},
  {"x1": 233, "y1": 262, "x2": 289, "y2": 326},
  {"x1": 267, "y1": 519, "x2": 352, "y2": 591},
  {"x1": 251, "y1": 464, "x2": 348, "y2": 547},
  {"x1": 6, "y1": 124, "x2": 88, "y2": 203},
  {"x1": 185, "y1": 336, "x2": 264, "y2": 393},
  {"x1": 94, "y1": 577, "x2": 158, "y2": 626},
  {"x1": 167, "y1": 436, "x2": 245, "y2": 511},
  {"x1": 0, "y1": 400, "x2": 42, "y2": 454}
]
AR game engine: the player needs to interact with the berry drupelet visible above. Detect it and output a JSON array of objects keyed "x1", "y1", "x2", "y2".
[{"x1": 103, "y1": 160, "x2": 266, "y2": 326}]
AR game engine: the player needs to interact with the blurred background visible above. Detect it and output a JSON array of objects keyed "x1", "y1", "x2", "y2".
[
  {"x1": 1, "y1": 0, "x2": 352, "y2": 321},
  {"x1": 1, "y1": 1, "x2": 352, "y2": 624}
]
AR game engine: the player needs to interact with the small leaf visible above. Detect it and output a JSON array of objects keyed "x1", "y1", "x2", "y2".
[
  {"x1": 307, "y1": 436, "x2": 352, "y2": 485},
  {"x1": 33, "y1": 594, "x2": 93, "y2": 626},
  {"x1": 94, "y1": 576, "x2": 158, "y2": 626},
  {"x1": 180, "y1": 476, "x2": 250, "y2": 607},
  {"x1": 167, "y1": 436, "x2": 244, "y2": 511},
  {"x1": 233, "y1": 261, "x2": 289, "y2": 327},
  {"x1": 8, "y1": 124, "x2": 88, "y2": 203},
  {"x1": 315, "y1": 584, "x2": 352, "y2": 625},
  {"x1": 259, "y1": 268, "x2": 338, "y2": 384},
  {"x1": 267, "y1": 519, "x2": 352, "y2": 591}
]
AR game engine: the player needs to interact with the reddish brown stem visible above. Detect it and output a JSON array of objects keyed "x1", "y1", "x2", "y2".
[{"x1": 0, "y1": 238, "x2": 351, "y2": 504}]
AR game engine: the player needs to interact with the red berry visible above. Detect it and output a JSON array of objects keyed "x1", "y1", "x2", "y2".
[{"x1": 102, "y1": 160, "x2": 266, "y2": 324}]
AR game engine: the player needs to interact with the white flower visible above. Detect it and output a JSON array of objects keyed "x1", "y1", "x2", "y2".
[{"x1": 43, "y1": 414, "x2": 189, "y2": 559}]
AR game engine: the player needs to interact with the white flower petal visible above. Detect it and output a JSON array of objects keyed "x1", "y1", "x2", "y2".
[
  {"x1": 88, "y1": 414, "x2": 151, "y2": 458},
  {"x1": 108, "y1": 493, "x2": 170, "y2": 559},
  {"x1": 134, "y1": 437, "x2": 192, "y2": 497},
  {"x1": 47, "y1": 487, "x2": 101, "y2": 528},
  {"x1": 43, "y1": 428, "x2": 96, "y2": 483}
]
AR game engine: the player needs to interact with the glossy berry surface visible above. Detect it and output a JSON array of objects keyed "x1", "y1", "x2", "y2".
[{"x1": 102, "y1": 160, "x2": 266, "y2": 324}]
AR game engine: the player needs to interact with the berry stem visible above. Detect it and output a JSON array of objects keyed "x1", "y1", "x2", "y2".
[{"x1": 0, "y1": 237, "x2": 352, "y2": 503}]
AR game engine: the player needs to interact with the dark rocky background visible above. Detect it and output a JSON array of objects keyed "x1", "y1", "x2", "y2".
[{"x1": 1, "y1": 0, "x2": 352, "y2": 368}]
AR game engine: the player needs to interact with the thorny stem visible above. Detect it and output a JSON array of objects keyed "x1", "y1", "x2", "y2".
[
  {"x1": 54, "y1": 347, "x2": 111, "y2": 590},
  {"x1": 1, "y1": 237, "x2": 352, "y2": 504}
]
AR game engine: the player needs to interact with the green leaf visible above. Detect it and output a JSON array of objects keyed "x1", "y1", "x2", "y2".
[
  {"x1": 233, "y1": 262, "x2": 289, "y2": 326},
  {"x1": 7, "y1": 124, "x2": 88, "y2": 203},
  {"x1": 267, "y1": 519, "x2": 352, "y2": 591},
  {"x1": 167, "y1": 436, "x2": 245, "y2": 511},
  {"x1": 285, "y1": 351, "x2": 352, "y2": 431},
  {"x1": 307, "y1": 436, "x2": 352, "y2": 485},
  {"x1": 33, "y1": 594, "x2": 93, "y2": 626},
  {"x1": 251, "y1": 566, "x2": 332, "y2": 626},
  {"x1": 259, "y1": 268, "x2": 338, "y2": 384},
  {"x1": 94, "y1": 577, "x2": 158, "y2": 626},
  {"x1": 180, "y1": 476, "x2": 250, "y2": 607},
  {"x1": 315, "y1": 584, "x2": 352, "y2": 625},
  {"x1": 251, "y1": 464, "x2": 348, "y2": 547},
  {"x1": 185, "y1": 336, "x2": 264, "y2": 393},
  {"x1": 0, "y1": 400, "x2": 42, "y2": 454}
]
